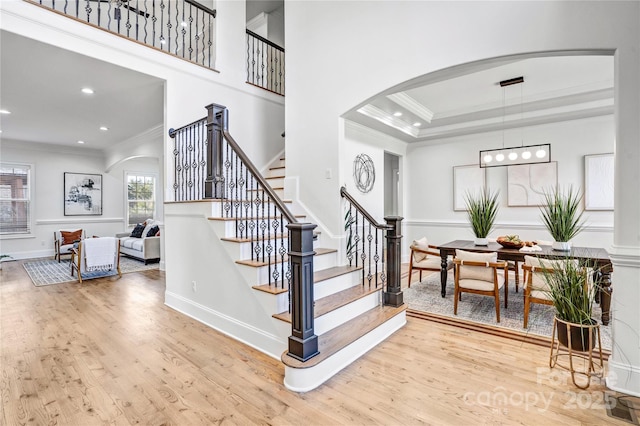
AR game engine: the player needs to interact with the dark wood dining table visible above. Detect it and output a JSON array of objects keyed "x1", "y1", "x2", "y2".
[{"x1": 437, "y1": 240, "x2": 613, "y2": 325}]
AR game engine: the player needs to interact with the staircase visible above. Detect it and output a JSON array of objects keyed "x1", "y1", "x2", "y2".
[
  {"x1": 165, "y1": 105, "x2": 406, "y2": 392},
  {"x1": 208, "y1": 155, "x2": 406, "y2": 391}
]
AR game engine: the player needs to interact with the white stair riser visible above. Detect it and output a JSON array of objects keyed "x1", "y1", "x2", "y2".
[
  {"x1": 253, "y1": 290, "x2": 291, "y2": 320},
  {"x1": 236, "y1": 251, "x2": 338, "y2": 286},
  {"x1": 314, "y1": 292, "x2": 381, "y2": 336},
  {"x1": 265, "y1": 177, "x2": 285, "y2": 188},
  {"x1": 283, "y1": 311, "x2": 407, "y2": 393},
  {"x1": 266, "y1": 168, "x2": 285, "y2": 179},
  {"x1": 314, "y1": 269, "x2": 364, "y2": 299}
]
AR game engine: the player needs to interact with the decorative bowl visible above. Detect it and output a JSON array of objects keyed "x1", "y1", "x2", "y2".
[{"x1": 496, "y1": 236, "x2": 525, "y2": 249}]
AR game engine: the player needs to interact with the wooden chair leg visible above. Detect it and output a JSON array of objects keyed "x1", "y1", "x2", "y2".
[
  {"x1": 407, "y1": 263, "x2": 413, "y2": 288},
  {"x1": 453, "y1": 287, "x2": 459, "y2": 315},
  {"x1": 523, "y1": 295, "x2": 530, "y2": 328},
  {"x1": 495, "y1": 288, "x2": 501, "y2": 323},
  {"x1": 514, "y1": 261, "x2": 520, "y2": 293},
  {"x1": 504, "y1": 278, "x2": 508, "y2": 308},
  {"x1": 419, "y1": 270, "x2": 423, "y2": 282}
]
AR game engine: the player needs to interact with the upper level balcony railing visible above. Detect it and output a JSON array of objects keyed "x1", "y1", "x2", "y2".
[
  {"x1": 246, "y1": 29, "x2": 284, "y2": 96},
  {"x1": 27, "y1": 0, "x2": 217, "y2": 70}
]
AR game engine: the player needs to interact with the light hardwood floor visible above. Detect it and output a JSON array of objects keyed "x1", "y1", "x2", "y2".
[{"x1": 1, "y1": 260, "x2": 633, "y2": 425}]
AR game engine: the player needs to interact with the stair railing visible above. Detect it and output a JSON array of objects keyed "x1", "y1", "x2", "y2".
[
  {"x1": 341, "y1": 187, "x2": 404, "y2": 307},
  {"x1": 28, "y1": 0, "x2": 217, "y2": 70},
  {"x1": 170, "y1": 104, "x2": 318, "y2": 362},
  {"x1": 246, "y1": 29, "x2": 285, "y2": 96}
]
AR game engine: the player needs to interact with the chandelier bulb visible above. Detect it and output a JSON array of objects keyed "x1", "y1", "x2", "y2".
[
  {"x1": 508, "y1": 152, "x2": 518, "y2": 161},
  {"x1": 536, "y1": 148, "x2": 546, "y2": 158},
  {"x1": 483, "y1": 154, "x2": 493, "y2": 163},
  {"x1": 522, "y1": 151, "x2": 532, "y2": 160},
  {"x1": 496, "y1": 153, "x2": 505, "y2": 162}
]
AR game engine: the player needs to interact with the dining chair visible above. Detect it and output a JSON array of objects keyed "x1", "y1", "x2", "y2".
[
  {"x1": 407, "y1": 237, "x2": 453, "y2": 287},
  {"x1": 453, "y1": 249, "x2": 508, "y2": 323}
]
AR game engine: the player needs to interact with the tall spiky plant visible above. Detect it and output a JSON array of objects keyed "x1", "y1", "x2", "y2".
[
  {"x1": 464, "y1": 188, "x2": 500, "y2": 238},
  {"x1": 541, "y1": 257, "x2": 596, "y2": 325},
  {"x1": 540, "y1": 186, "x2": 585, "y2": 242}
]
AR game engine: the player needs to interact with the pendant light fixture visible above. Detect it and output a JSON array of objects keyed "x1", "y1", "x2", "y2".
[{"x1": 479, "y1": 76, "x2": 551, "y2": 168}]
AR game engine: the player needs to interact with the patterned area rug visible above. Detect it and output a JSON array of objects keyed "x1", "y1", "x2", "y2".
[
  {"x1": 23, "y1": 257, "x2": 159, "y2": 286},
  {"x1": 404, "y1": 272, "x2": 611, "y2": 351}
]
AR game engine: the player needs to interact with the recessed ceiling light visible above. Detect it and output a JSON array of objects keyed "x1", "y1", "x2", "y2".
[
  {"x1": 77, "y1": 140, "x2": 85, "y2": 144},
  {"x1": 81, "y1": 88, "x2": 94, "y2": 94},
  {"x1": 0, "y1": 109, "x2": 11, "y2": 114},
  {"x1": 413, "y1": 122, "x2": 421, "y2": 127},
  {"x1": 393, "y1": 112, "x2": 402, "y2": 117},
  {"x1": 99, "y1": 126, "x2": 109, "y2": 131}
]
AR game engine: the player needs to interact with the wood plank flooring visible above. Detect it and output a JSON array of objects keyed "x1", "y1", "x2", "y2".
[{"x1": 1, "y1": 259, "x2": 632, "y2": 425}]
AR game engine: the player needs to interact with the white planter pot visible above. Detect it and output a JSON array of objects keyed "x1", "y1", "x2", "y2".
[
  {"x1": 474, "y1": 237, "x2": 489, "y2": 246},
  {"x1": 552, "y1": 241, "x2": 572, "y2": 251}
]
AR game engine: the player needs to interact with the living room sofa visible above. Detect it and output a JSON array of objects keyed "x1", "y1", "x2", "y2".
[{"x1": 116, "y1": 219, "x2": 161, "y2": 264}]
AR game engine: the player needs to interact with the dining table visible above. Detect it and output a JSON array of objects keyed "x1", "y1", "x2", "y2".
[{"x1": 437, "y1": 240, "x2": 613, "y2": 325}]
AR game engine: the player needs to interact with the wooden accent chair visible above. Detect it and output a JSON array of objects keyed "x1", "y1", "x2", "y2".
[
  {"x1": 71, "y1": 237, "x2": 121, "y2": 283},
  {"x1": 453, "y1": 249, "x2": 508, "y2": 323},
  {"x1": 407, "y1": 237, "x2": 453, "y2": 287},
  {"x1": 54, "y1": 229, "x2": 85, "y2": 262}
]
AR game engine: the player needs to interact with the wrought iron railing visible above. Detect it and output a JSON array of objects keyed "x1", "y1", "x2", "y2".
[
  {"x1": 168, "y1": 117, "x2": 207, "y2": 201},
  {"x1": 341, "y1": 186, "x2": 404, "y2": 307},
  {"x1": 28, "y1": 0, "x2": 216, "y2": 69},
  {"x1": 246, "y1": 29, "x2": 284, "y2": 96}
]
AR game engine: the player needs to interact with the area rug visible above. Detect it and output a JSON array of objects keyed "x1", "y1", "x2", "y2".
[
  {"x1": 23, "y1": 257, "x2": 159, "y2": 287},
  {"x1": 404, "y1": 272, "x2": 612, "y2": 351}
]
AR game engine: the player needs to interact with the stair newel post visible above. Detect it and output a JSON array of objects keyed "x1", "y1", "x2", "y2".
[
  {"x1": 286, "y1": 222, "x2": 320, "y2": 362},
  {"x1": 383, "y1": 216, "x2": 404, "y2": 307},
  {"x1": 204, "y1": 103, "x2": 228, "y2": 199}
]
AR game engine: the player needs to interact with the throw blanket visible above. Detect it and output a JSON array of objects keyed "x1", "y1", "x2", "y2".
[{"x1": 84, "y1": 237, "x2": 116, "y2": 271}]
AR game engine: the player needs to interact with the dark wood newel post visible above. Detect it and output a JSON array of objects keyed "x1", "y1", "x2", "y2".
[
  {"x1": 204, "y1": 103, "x2": 228, "y2": 199},
  {"x1": 287, "y1": 222, "x2": 319, "y2": 362},
  {"x1": 383, "y1": 216, "x2": 404, "y2": 307}
]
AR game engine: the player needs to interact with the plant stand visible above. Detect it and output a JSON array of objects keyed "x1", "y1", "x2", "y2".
[{"x1": 549, "y1": 317, "x2": 603, "y2": 389}]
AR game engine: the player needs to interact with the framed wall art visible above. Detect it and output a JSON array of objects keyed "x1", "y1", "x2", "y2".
[
  {"x1": 64, "y1": 172, "x2": 103, "y2": 216},
  {"x1": 507, "y1": 162, "x2": 557, "y2": 206},
  {"x1": 453, "y1": 165, "x2": 486, "y2": 211},
  {"x1": 584, "y1": 153, "x2": 614, "y2": 210}
]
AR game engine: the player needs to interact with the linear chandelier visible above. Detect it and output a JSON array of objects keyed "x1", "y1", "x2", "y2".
[
  {"x1": 480, "y1": 143, "x2": 551, "y2": 168},
  {"x1": 479, "y1": 77, "x2": 551, "y2": 168}
]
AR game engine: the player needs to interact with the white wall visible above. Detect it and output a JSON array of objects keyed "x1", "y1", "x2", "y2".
[
  {"x1": 405, "y1": 115, "x2": 615, "y2": 251},
  {"x1": 0, "y1": 140, "x2": 159, "y2": 259}
]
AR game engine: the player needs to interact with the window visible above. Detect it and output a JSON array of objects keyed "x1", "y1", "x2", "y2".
[
  {"x1": 0, "y1": 163, "x2": 31, "y2": 235},
  {"x1": 126, "y1": 173, "x2": 156, "y2": 226}
]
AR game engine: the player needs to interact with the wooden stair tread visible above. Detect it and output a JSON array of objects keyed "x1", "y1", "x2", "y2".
[
  {"x1": 208, "y1": 214, "x2": 305, "y2": 221},
  {"x1": 236, "y1": 248, "x2": 336, "y2": 268},
  {"x1": 273, "y1": 282, "x2": 380, "y2": 322},
  {"x1": 281, "y1": 304, "x2": 407, "y2": 369},
  {"x1": 269, "y1": 166, "x2": 285, "y2": 171},
  {"x1": 247, "y1": 187, "x2": 284, "y2": 191},
  {"x1": 253, "y1": 265, "x2": 361, "y2": 295},
  {"x1": 266, "y1": 175, "x2": 285, "y2": 180}
]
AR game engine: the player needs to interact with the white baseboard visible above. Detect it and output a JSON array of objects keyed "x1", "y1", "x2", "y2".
[
  {"x1": 6, "y1": 249, "x2": 53, "y2": 260},
  {"x1": 165, "y1": 291, "x2": 285, "y2": 360},
  {"x1": 607, "y1": 360, "x2": 640, "y2": 397}
]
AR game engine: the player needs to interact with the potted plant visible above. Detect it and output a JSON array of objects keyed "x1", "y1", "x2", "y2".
[
  {"x1": 464, "y1": 188, "x2": 499, "y2": 246},
  {"x1": 541, "y1": 257, "x2": 598, "y2": 352},
  {"x1": 540, "y1": 186, "x2": 585, "y2": 251}
]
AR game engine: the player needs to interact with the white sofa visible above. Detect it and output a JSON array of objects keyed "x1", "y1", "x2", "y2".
[{"x1": 116, "y1": 220, "x2": 161, "y2": 264}]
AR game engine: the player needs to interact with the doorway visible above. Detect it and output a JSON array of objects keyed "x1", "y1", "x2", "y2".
[{"x1": 384, "y1": 152, "x2": 400, "y2": 217}]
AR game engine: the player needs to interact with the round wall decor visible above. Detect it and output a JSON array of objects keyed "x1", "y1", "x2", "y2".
[{"x1": 353, "y1": 153, "x2": 375, "y2": 193}]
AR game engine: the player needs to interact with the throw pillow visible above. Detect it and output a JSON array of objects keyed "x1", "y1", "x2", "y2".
[
  {"x1": 130, "y1": 223, "x2": 145, "y2": 238},
  {"x1": 411, "y1": 237, "x2": 429, "y2": 262},
  {"x1": 455, "y1": 249, "x2": 497, "y2": 282},
  {"x1": 61, "y1": 229, "x2": 82, "y2": 245},
  {"x1": 146, "y1": 225, "x2": 159, "y2": 238}
]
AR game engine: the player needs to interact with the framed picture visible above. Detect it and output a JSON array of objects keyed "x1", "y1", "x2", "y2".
[
  {"x1": 64, "y1": 172, "x2": 103, "y2": 216},
  {"x1": 585, "y1": 153, "x2": 614, "y2": 210},
  {"x1": 507, "y1": 162, "x2": 557, "y2": 206},
  {"x1": 453, "y1": 165, "x2": 486, "y2": 211}
]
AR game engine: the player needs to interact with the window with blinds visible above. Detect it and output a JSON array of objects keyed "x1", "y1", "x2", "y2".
[
  {"x1": 126, "y1": 173, "x2": 156, "y2": 226},
  {"x1": 0, "y1": 163, "x2": 31, "y2": 235}
]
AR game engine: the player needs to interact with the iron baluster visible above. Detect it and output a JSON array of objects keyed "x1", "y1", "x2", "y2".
[
  {"x1": 159, "y1": 0, "x2": 165, "y2": 48},
  {"x1": 280, "y1": 215, "x2": 285, "y2": 289},
  {"x1": 367, "y1": 223, "x2": 373, "y2": 288},
  {"x1": 152, "y1": 0, "x2": 156, "y2": 47},
  {"x1": 143, "y1": 0, "x2": 149, "y2": 44},
  {"x1": 243, "y1": 167, "x2": 250, "y2": 241},
  {"x1": 374, "y1": 229, "x2": 380, "y2": 288},
  {"x1": 207, "y1": 13, "x2": 212, "y2": 68}
]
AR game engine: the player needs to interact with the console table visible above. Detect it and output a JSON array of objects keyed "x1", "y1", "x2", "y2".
[{"x1": 437, "y1": 240, "x2": 613, "y2": 325}]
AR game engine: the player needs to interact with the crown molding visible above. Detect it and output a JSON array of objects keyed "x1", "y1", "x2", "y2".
[{"x1": 387, "y1": 92, "x2": 434, "y2": 123}]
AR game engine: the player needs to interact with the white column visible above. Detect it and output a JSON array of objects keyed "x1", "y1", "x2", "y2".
[{"x1": 606, "y1": 45, "x2": 640, "y2": 397}]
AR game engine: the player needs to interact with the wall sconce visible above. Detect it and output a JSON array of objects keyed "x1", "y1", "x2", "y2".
[{"x1": 480, "y1": 143, "x2": 551, "y2": 168}]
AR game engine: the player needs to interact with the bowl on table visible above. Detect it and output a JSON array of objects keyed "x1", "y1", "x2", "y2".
[{"x1": 496, "y1": 235, "x2": 525, "y2": 249}]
